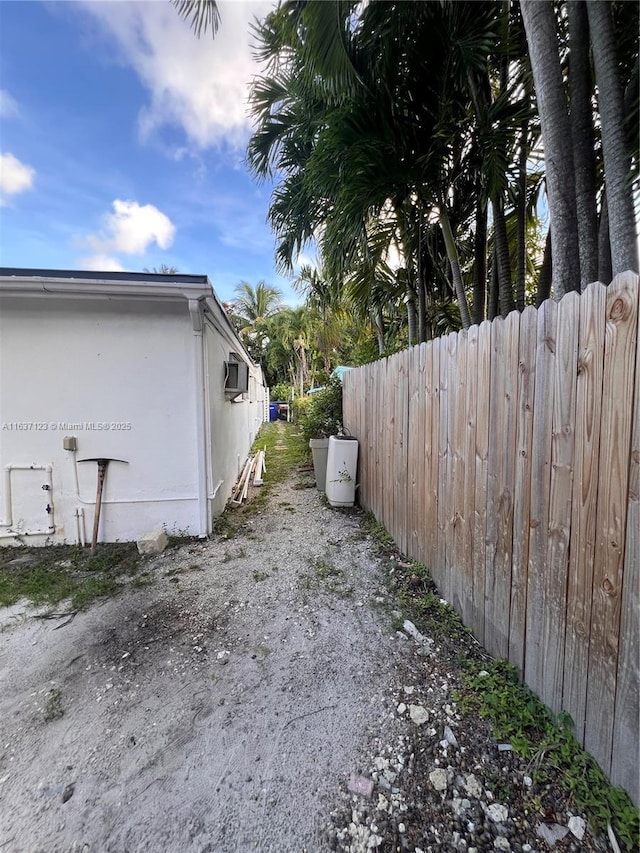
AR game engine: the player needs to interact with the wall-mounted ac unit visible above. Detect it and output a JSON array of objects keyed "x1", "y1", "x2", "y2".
[{"x1": 224, "y1": 360, "x2": 249, "y2": 396}]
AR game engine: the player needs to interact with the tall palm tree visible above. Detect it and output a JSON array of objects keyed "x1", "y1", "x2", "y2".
[{"x1": 231, "y1": 280, "x2": 283, "y2": 361}]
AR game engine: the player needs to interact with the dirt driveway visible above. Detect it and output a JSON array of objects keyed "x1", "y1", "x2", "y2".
[{"x1": 0, "y1": 458, "x2": 405, "y2": 853}]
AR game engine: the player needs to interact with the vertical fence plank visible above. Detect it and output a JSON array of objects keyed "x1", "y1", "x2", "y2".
[
  {"x1": 385, "y1": 356, "x2": 394, "y2": 537},
  {"x1": 444, "y1": 332, "x2": 460, "y2": 607},
  {"x1": 371, "y1": 360, "x2": 381, "y2": 518},
  {"x1": 462, "y1": 326, "x2": 478, "y2": 628},
  {"x1": 543, "y1": 292, "x2": 579, "y2": 714},
  {"x1": 360, "y1": 364, "x2": 369, "y2": 508},
  {"x1": 408, "y1": 345, "x2": 426, "y2": 563},
  {"x1": 473, "y1": 320, "x2": 491, "y2": 645},
  {"x1": 562, "y1": 282, "x2": 607, "y2": 740},
  {"x1": 450, "y1": 331, "x2": 467, "y2": 615},
  {"x1": 611, "y1": 274, "x2": 639, "y2": 802},
  {"x1": 436, "y1": 336, "x2": 450, "y2": 598},
  {"x1": 485, "y1": 318, "x2": 505, "y2": 658},
  {"x1": 525, "y1": 298, "x2": 558, "y2": 699},
  {"x1": 396, "y1": 351, "x2": 409, "y2": 553},
  {"x1": 585, "y1": 271, "x2": 639, "y2": 774},
  {"x1": 425, "y1": 340, "x2": 438, "y2": 573},
  {"x1": 510, "y1": 306, "x2": 537, "y2": 675},
  {"x1": 417, "y1": 343, "x2": 428, "y2": 566},
  {"x1": 485, "y1": 314, "x2": 519, "y2": 659}
]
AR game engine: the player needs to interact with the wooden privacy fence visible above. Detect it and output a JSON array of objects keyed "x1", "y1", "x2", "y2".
[{"x1": 343, "y1": 271, "x2": 639, "y2": 803}]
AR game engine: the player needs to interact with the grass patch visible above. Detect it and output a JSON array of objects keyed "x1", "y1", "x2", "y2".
[
  {"x1": 222, "y1": 547, "x2": 247, "y2": 563},
  {"x1": 211, "y1": 422, "x2": 309, "y2": 538},
  {"x1": 252, "y1": 570, "x2": 270, "y2": 582},
  {"x1": 43, "y1": 688, "x2": 64, "y2": 722},
  {"x1": 457, "y1": 660, "x2": 639, "y2": 851},
  {"x1": 301, "y1": 555, "x2": 353, "y2": 597},
  {"x1": 0, "y1": 542, "x2": 145, "y2": 611}
]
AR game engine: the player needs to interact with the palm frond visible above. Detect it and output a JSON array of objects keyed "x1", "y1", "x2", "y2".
[{"x1": 172, "y1": 0, "x2": 220, "y2": 38}]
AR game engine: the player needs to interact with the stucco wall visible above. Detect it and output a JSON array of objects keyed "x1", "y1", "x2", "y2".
[
  {"x1": 203, "y1": 321, "x2": 265, "y2": 518},
  {"x1": 0, "y1": 295, "x2": 200, "y2": 543}
]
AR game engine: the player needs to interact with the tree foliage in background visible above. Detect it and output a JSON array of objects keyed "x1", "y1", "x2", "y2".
[{"x1": 177, "y1": 0, "x2": 638, "y2": 352}]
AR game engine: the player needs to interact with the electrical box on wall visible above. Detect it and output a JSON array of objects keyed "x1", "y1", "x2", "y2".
[{"x1": 224, "y1": 360, "x2": 249, "y2": 396}]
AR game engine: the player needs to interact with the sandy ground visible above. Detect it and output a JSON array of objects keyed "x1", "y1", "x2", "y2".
[{"x1": 0, "y1": 470, "x2": 406, "y2": 853}]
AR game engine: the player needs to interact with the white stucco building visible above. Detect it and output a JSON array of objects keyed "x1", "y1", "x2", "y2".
[{"x1": 0, "y1": 268, "x2": 267, "y2": 545}]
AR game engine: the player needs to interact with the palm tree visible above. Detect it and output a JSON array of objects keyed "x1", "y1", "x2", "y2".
[
  {"x1": 231, "y1": 280, "x2": 283, "y2": 361},
  {"x1": 143, "y1": 264, "x2": 179, "y2": 274}
]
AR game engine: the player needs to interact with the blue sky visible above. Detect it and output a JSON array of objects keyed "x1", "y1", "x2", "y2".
[{"x1": 0, "y1": 0, "x2": 307, "y2": 304}]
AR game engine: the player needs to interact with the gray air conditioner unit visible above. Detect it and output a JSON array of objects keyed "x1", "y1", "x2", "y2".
[{"x1": 224, "y1": 360, "x2": 250, "y2": 396}]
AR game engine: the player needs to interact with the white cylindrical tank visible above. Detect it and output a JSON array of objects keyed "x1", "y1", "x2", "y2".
[{"x1": 325, "y1": 435, "x2": 359, "y2": 507}]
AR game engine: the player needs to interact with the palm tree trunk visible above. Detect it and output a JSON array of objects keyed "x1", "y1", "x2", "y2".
[
  {"x1": 568, "y1": 0, "x2": 599, "y2": 288},
  {"x1": 417, "y1": 274, "x2": 427, "y2": 344},
  {"x1": 537, "y1": 227, "x2": 553, "y2": 306},
  {"x1": 405, "y1": 281, "x2": 417, "y2": 346},
  {"x1": 373, "y1": 308, "x2": 385, "y2": 355},
  {"x1": 598, "y1": 190, "x2": 613, "y2": 284},
  {"x1": 439, "y1": 206, "x2": 472, "y2": 330},
  {"x1": 473, "y1": 194, "x2": 487, "y2": 324},
  {"x1": 521, "y1": 0, "x2": 580, "y2": 297},
  {"x1": 488, "y1": 245, "x2": 499, "y2": 321},
  {"x1": 492, "y1": 192, "x2": 515, "y2": 316},
  {"x1": 586, "y1": 0, "x2": 638, "y2": 274},
  {"x1": 515, "y1": 123, "x2": 528, "y2": 312}
]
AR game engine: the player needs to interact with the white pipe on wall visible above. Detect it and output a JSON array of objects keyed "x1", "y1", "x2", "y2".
[
  {"x1": 189, "y1": 298, "x2": 209, "y2": 538},
  {"x1": 0, "y1": 464, "x2": 54, "y2": 533}
]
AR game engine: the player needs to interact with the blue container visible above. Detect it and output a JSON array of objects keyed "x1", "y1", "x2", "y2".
[{"x1": 269, "y1": 402, "x2": 279, "y2": 422}]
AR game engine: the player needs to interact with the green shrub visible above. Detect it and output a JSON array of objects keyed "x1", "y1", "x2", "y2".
[
  {"x1": 270, "y1": 383, "x2": 292, "y2": 402},
  {"x1": 297, "y1": 378, "x2": 343, "y2": 442}
]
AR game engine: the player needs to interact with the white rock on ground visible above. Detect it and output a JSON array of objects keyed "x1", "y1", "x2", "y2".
[
  {"x1": 429, "y1": 768, "x2": 448, "y2": 791},
  {"x1": 136, "y1": 528, "x2": 168, "y2": 555},
  {"x1": 486, "y1": 803, "x2": 509, "y2": 823},
  {"x1": 409, "y1": 704, "x2": 429, "y2": 725},
  {"x1": 568, "y1": 815, "x2": 586, "y2": 841}
]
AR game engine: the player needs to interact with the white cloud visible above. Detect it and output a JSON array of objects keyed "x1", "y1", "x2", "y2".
[
  {"x1": 86, "y1": 199, "x2": 176, "y2": 256},
  {"x1": 78, "y1": 0, "x2": 274, "y2": 150},
  {"x1": 0, "y1": 90, "x2": 19, "y2": 118},
  {"x1": 78, "y1": 254, "x2": 125, "y2": 272},
  {"x1": 0, "y1": 152, "x2": 35, "y2": 202}
]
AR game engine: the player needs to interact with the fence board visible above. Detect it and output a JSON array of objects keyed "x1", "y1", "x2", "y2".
[
  {"x1": 525, "y1": 298, "x2": 558, "y2": 700},
  {"x1": 542, "y1": 292, "x2": 579, "y2": 714},
  {"x1": 426, "y1": 340, "x2": 439, "y2": 573},
  {"x1": 611, "y1": 287, "x2": 639, "y2": 802},
  {"x1": 585, "y1": 272, "x2": 639, "y2": 772},
  {"x1": 472, "y1": 321, "x2": 492, "y2": 645},
  {"x1": 450, "y1": 332, "x2": 467, "y2": 615},
  {"x1": 563, "y1": 282, "x2": 607, "y2": 739},
  {"x1": 462, "y1": 326, "x2": 478, "y2": 628},
  {"x1": 396, "y1": 352, "x2": 409, "y2": 554},
  {"x1": 509, "y1": 306, "x2": 537, "y2": 675},
  {"x1": 436, "y1": 336, "x2": 450, "y2": 598}
]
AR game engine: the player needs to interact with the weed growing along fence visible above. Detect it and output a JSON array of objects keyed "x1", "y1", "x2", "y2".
[{"x1": 343, "y1": 271, "x2": 639, "y2": 804}]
